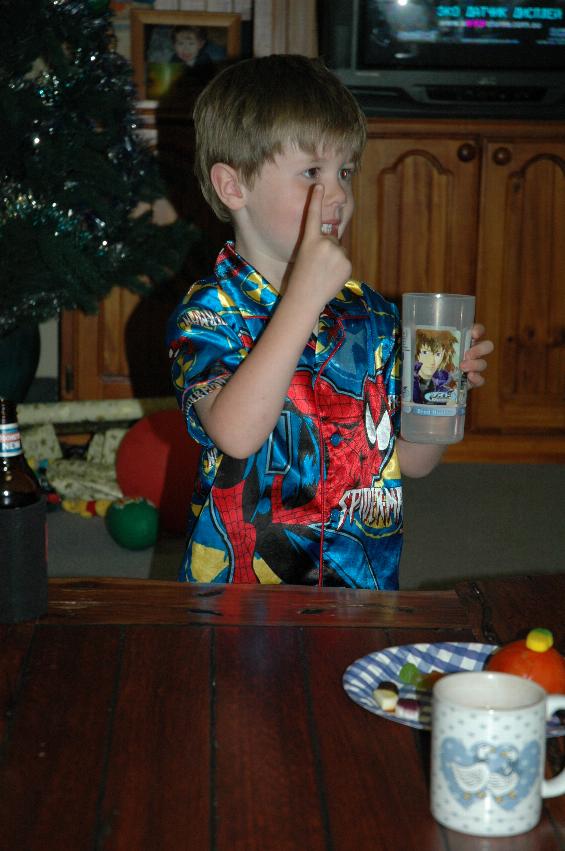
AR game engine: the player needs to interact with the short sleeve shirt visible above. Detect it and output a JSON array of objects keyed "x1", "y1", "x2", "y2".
[{"x1": 167, "y1": 242, "x2": 403, "y2": 589}]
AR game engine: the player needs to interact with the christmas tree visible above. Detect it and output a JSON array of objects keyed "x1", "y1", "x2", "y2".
[{"x1": 0, "y1": 0, "x2": 194, "y2": 337}]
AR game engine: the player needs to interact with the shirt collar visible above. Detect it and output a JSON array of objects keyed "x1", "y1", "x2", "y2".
[
  {"x1": 214, "y1": 241, "x2": 368, "y2": 318},
  {"x1": 214, "y1": 241, "x2": 279, "y2": 311}
]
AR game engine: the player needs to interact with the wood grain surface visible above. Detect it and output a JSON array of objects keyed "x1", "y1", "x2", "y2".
[
  {"x1": 1, "y1": 577, "x2": 564, "y2": 850},
  {"x1": 44, "y1": 578, "x2": 466, "y2": 628}
]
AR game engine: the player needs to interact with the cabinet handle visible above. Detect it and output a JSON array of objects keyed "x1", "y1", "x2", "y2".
[
  {"x1": 492, "y1": 146, "x2": 512, "y2": 166},
  {"x1": 457, "y1": 143, "x2": 477, "y2": 163}
]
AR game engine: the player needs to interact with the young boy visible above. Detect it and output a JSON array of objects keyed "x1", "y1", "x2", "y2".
[{"x1": 166, "y1": 55, "x2": 493, "y2": 589}]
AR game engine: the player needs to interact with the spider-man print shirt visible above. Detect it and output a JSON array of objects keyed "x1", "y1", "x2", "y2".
[{"x1": 167, "y1": 242, "x2": 403, "y2": 589}]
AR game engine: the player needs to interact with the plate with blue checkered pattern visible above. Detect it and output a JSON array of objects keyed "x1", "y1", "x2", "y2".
[{"x1": 343, "y1": 642, "x2": 565, "y2": 736}]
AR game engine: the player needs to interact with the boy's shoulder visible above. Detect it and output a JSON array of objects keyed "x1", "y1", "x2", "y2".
[{"x1": 172, "y1": 244, "x2": 244, "y2": 313}]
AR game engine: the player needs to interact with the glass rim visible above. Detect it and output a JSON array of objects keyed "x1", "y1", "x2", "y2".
[
  {"x1": 402, "y1": 292, "x2": 475, "y2": 300},
  {"x1": 433, "y1": 670, "x2": 545, "y2": 711}
]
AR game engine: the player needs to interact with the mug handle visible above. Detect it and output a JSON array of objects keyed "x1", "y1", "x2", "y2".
[{"x1": 542, "y1": 694, "x2": 565, "y2": 799}]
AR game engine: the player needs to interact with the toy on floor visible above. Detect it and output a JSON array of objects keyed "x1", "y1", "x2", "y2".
[
  {"x1": 105, "y1": 497, "x2": 159, "y2": 550},
  {"x1": 116, "y1": 409, "x2": 200, "y2": 535},
  {"x1": 62, "y1": 498, "x2": 112, "y2": 518}
]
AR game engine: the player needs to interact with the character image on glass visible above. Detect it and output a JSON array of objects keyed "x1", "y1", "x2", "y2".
[{"x1": 413, "y1": 328, "x2": 458, "y2": 404}]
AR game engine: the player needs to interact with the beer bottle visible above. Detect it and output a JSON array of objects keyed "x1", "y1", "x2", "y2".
[
  {"x1": 1, "y1": 399, "x2": 41, "y2": 507},
  {"x1": 0, "y1": 398, "x2": 48, "y2": 622}
]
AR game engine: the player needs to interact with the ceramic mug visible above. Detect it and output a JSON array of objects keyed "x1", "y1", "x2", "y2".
[{"x1": 430, "y1": 671, "x2": 565, "y2": 837}]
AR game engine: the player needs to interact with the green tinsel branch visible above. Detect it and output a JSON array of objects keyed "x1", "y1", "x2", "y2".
[{"x1": 0, "y1": 0, "x2": 196, "y2": 336}]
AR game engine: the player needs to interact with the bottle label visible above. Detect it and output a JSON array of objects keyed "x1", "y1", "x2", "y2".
[
  {"x1": 0, "y1": 422, "x2": 23, "y2": 457},
  {"x1": 402, "y1": 324, "x2": 472, "y2": 418}
]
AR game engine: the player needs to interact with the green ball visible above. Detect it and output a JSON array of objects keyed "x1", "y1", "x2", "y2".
[{"x1": 106, "y1": 498, "x2": 158, "y2": 550}]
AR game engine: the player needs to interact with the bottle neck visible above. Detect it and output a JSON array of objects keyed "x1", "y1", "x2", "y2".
[{"x1": 0, "y1": 400, "x2": 23, "y2": 459}]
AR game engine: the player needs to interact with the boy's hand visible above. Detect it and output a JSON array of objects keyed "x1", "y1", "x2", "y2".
[
  {"x1": 286, "y1": 184, "x2": 352, "y2": 308},
  {"x1": 461, "y1": 323, "x2": 494, "y2": 387}
]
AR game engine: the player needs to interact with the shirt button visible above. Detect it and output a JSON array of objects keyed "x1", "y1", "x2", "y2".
[{"x1": 330, "y1": 433, "x2": 341, "y2": 446}]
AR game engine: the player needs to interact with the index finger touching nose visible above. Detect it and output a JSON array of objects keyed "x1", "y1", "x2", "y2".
[{"x1": 304, "y1": 183, "x2": 324, "y2": 238}]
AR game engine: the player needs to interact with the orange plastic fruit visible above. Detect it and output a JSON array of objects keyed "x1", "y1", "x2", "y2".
[{"x1": 486, "y1": 628, "x2": 565, "y2": 694}]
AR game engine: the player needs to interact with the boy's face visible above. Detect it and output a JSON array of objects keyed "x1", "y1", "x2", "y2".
[
  {"x1": 236, "y1": 144, "x2": 356, "y2": 283},
  {"x1": 174, "y1": 31, "x2": 203, "y2": 63}
]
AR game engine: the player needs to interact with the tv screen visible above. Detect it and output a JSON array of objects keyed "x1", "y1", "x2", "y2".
[
  {"x1": 321, "y1": 0, "x2": 565, "y2": 116},
  {"x1": 360, "y1": 0, "x2": 565, "y2": 70}
]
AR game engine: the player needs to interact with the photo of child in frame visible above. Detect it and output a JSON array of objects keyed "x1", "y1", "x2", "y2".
[
  {"x1": 413, "y1": 328, "x2": 459, "y2": 404},
  {"x1": 145, "y1": 24, "x2": 227, "y2": 99},
  {"x1": 170, "y1": 25, "x2": 226, "y2": 67}
]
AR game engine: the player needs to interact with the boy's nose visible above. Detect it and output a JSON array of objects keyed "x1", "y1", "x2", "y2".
[{"x1": 322, "y1": 178, "x2": 347, "y2": 207}]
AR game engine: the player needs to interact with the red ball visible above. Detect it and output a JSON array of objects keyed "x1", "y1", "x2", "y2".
[{"x1": 116, "y1": 409, "x2": 200, "y2": 534}]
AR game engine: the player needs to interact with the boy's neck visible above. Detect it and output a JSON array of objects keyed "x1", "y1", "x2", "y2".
[{"x1": 234, "y1": 237, "x2": 287, "y2": 294}]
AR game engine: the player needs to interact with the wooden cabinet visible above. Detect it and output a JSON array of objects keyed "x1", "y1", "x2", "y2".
[
  {"x1": 350, "y1": 119, "x2": 565, "y2": 462},
  {"x1": 60, "y1": 289, "x2": 140, "y2": 400},
  {"x1": 59, "y1": 281, "x2": 186, "y2": 400}
]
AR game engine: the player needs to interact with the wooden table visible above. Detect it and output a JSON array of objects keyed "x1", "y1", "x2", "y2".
[{"x1": 1, "y1": 575, "x2": 564, "y2": 850}]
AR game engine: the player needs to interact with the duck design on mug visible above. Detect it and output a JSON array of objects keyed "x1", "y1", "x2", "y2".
[{"x1": 440, "y1": 739, "x2": 541, "y2": 809}]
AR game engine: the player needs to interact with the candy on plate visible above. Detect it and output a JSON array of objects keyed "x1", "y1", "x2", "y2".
[
  {"x1": 395, "y1": 698, "x2": 421, "y2": 722},
  {"x1": 398, "y1": 662, "x2": 445, "y2": 690},
  {"x1": 373, "y1": 681, "x2": 399, "y2": 712}
]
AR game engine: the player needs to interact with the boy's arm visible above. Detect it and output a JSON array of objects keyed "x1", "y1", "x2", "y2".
[
  {"x1": 194, "y1": 185, "x2": 351, "y2": 459},
  {"x1": 397, "y1": 325, "x2": 494, "y2": 477},
  {"x1": 396, "y1": 439, "x2": 446, "y2": 478}
]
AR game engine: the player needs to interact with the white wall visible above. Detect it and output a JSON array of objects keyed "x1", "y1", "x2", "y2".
[{"x1": 37, "y1": 318, "x2": 59, "y2": 378}]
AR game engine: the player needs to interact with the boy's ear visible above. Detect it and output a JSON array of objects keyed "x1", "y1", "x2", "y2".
[{"x1": 210, "y1": 163, "x2": 246, "y2": 213}]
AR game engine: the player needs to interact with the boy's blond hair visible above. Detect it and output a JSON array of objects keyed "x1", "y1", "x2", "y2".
[{"x1": 193, "y1": 54, "x2": 368, "y2": 222}]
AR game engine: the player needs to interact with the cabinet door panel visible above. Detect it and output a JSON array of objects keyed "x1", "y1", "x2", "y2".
[
  {"x1": 60, "y1": 290, "x2": 138, "y2": 400},
  {"x1": 60, "y1": 282, "x2": 192, "y2": 401},
  {"x1": 475, "y1": 142, "x2": 565, "y2": 432},
  {"x1": 351, "y1": 137, "x2": 480, "y2": 298}
]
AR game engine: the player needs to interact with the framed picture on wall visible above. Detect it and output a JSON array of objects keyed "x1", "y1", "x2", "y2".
[{"x1": 130, "y1": 10, "x2": 241, "y2": 100}]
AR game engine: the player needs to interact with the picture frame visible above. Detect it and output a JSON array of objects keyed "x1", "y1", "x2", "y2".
[{"x1": 130, "y1": 10, "x2": 241, "y2": 100}]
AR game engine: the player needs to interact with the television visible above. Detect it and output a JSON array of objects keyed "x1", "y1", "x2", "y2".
[{"x1": 319, "y1": 0, "x2": 565, "y2": 117}]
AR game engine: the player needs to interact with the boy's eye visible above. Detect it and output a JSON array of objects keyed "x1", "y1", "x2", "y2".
[
  {"x1": 303, "y1": 167, "x2": 320, "y2": 179},
  {"x1": 340, "y1": 167, "x2": 355, "y2": 181}
]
